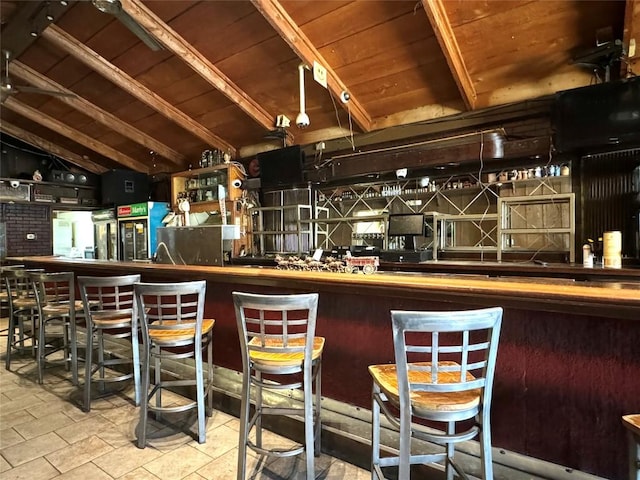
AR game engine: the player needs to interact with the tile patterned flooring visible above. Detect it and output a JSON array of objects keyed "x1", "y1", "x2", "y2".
[{"x1": 0, "y1": 318, "x2": 371, "y2": 480}]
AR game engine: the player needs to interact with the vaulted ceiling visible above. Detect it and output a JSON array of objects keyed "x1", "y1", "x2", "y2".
[{"x1": 0, "y1": 0, "x2": 638, "y2": 176}]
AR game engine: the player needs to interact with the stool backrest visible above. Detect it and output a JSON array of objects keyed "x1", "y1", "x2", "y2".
[
  {"x1": 134, "y1": 280, "x2": 206, "y2": 347},
  {"x1": 3, "y1": 268, "x2": 44, "y2": 300},
  {"x1": 390, "y1": 307, "x2": 502, "y2": 414},
  {"x1": 233, "y1": 292, "x2": 319, "y2": 373},
  {"x1": 30, "y1": 272, "x2": 75, "y2": 306},
  {"x1": 78, "y1": 274, "x2": 141, "y2": 313}
]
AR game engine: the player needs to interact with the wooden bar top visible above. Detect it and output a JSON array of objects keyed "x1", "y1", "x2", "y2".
[{"x1": 8, "y1": 256, "x2": 640, "y2": 320}]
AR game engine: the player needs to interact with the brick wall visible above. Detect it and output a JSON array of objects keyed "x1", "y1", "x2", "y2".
[{"x1": 0, "y1": 203, "x2": 52, "y2": 256}]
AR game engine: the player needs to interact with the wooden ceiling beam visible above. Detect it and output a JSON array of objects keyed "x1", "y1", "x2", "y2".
[
  {"x1": 120, "y1": 0, "x2": 275, "y2": 132},
  {"x1": 422, "y1": 0, "x2": 477, "y2": 110},
  {"x1": 622, "y1": 0, "x2": 639, "y2": 77},
  {"x1": 41, "y1": 24, "x2": 236, "y2": 155},
  {"x1": 0, "y1": 120, "x2": 108, "y2": 174},
  {"x1": 3, "y1": 97, "x2": 150, "y2": 173},
  {"x1": 251, "y1": 0, "x2": 372, "y2": 132},
  {"x1": 0, "y1": 1, "x2": 73, "y2": 60},
  {"x1": 9, "y1": 61, "x2": 185, "y2": 167}
]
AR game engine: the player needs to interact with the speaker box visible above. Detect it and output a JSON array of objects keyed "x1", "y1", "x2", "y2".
[
  {"x1": 101, "y1": 169, "x2": 149, "y2": 206},
  {"x1": 50, "y1": 169, "x2": 92, "y2": 185}
]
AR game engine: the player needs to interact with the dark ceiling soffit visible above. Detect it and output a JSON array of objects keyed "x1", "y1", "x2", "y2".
[{"x1": 311, "y1": 135, "x2": 551, "y2": 182}]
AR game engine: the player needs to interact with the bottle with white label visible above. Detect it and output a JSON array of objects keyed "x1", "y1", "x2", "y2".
[{"x1": 582, "y1": 244, "x2": 593, "y2": 268}]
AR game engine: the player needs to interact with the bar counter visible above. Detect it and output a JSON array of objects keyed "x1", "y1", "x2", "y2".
[{"x1": 8, "y1": 256, "x2": 640, "y2": 480}]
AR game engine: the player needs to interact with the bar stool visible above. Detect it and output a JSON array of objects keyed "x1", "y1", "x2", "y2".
[
  {"x1": 233, "y1": 292, "x2": 323, "y2": 480},
  {"x1": 30, "y1": 271, "x2": 81, "y2": 385},
  {"x1": 369, "y1": 307, "x2": 503, "y2": 480},
  {"x1": 78, "y1": 274, "x2": 141, "y2": 412},
  {"x1": 623, "y1": 414, "x2": 640, "y2": 480},
  {"x1": 0, "y1": 265, "x2": 24, "y2": 338},
  {"x1": 3, "y1": 268, "x2": 43, "y2": 370},
  {"x1": 134, "y1": 280, "x2": 213, "y2": 448}
]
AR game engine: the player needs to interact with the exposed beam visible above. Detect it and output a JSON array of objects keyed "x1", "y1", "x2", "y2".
[
  {"x1": 3, "y1": 97, "x2": 150, "y2": 173},
  {"x1": 9, "y1": 61, "x2": 185, "y2": 167},
  {"x1": 0, "y1": 1, "x2": 72, "y2": 60},
  {"x1": 422, "y1": 0, "x2": 476, "y2": 110},
  {"x1": 121, "y1": 0, "x2": 275, "y2": 132},
  {"x1": 0, "y1": 121, "x2": 108, "y2": 174},
  {"x1": 41, "y1": 24, "x2": 236, "y2": 155},
  {"x1": 251, "y1": 0, "x2": 372, "y2": 132},
  {"x1": 622, "y1": 0, "x2": 639, "y2": 77}
]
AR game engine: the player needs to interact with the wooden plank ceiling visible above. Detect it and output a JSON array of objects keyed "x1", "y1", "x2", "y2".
[{"x1": 0, "y1": 0, "x2": 634, "y2": 176}]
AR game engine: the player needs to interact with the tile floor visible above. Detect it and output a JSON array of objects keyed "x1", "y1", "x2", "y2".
[{"x1": 0, "y1": 317, "x2": 371, "y2": 480}]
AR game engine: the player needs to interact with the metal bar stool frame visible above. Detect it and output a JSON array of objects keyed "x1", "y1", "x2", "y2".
[
  {"x1": 233, "y1": 291, "x2": 323, "y2": 480},
  {"x1": 134, "y1": 280, "x2": 213, "y2": 448},
  {"x1": 3, "y1": 268, "x2": 43, "y2": 370},
  {"x1": 78, "y1": 274, "x2": 141, "y2": 412},
  {"x1": 0, "y1": 265, "x2": 24, "y2": 339},
  {"x1": 369, "y1": 307, "x2": 503, "y2": 480},
  {"x1": 30, "y1": 271, "x2": 80, "y2": 385},
  {"x1": 623, "y1": 414, "x2": 640, "y2": 480}
]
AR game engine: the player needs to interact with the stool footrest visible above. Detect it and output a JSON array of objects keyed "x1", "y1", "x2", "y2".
[{"x1": 248, "y1": 441, "x2": 305, "y2": 458}]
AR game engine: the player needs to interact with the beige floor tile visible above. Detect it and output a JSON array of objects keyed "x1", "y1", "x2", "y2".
[
  {"x1": 93, "y1": 442, "x2": 163, "y2": 478},
  {"x1": 52, "y1": 461, "x2": 114, "y2": 480},
  {"x1": 13, "y1": 411, "x2": 75, "y2": 440},
  {"x1": 142, "y1": 445, "x2": 213, "y2": 480},
  {"x1": 0, "y1": 454, "x2": 11, "y2": 473},
  {"x1": 55, "y1": 414, "x2": 116, "y2": 444},
  {"x1": 117, "y1": 467, "x2": 161, "y2": 480},
  {"x1": 96, "y1": 421, "x2": 138, "y2": 448},
  {"x1": 182, "y1": 473, "x2": 207, "y2": 480},
  {"x1": 0, "y1": 457, "x2": 59, "y2": 480},
  {"x1": 192, "y1": 423, "x2": 238, "y2": 460},
  {"x1": 0, "y1": 393, "x2": 44, "y2": 415},
  {"x1": 196, "y1": 447, "x2": 268, "y2": 480},
  {"x1": 0, "y1": 427, "x2": 25, "y2": 449},
  {"x1": 25, "y1": 397, "x2": 75, "y2": 419},
  {"x1": 1, "y1": 431, "x2": 67, "y2": 467},
  {"x1": 99, "y1": 403, "x2": 139, "y2": 426},
  {"x1": 0, "y1": 407, "x2": 35, "y2": 429},
  {"x1": 206, "y1": 410, "x2": 236, "y2": 430},
  {"x1": 45, "y1": 435, "x2": 113, "y2": 473},
  {"x1": 260, "y1": 453, "x2": 334, "y2": 480},
  {"x1": 323, "y1": 459, "x2": 371, "y2": 479}
]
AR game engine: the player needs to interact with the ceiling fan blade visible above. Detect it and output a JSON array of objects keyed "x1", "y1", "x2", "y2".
[
  {"x1": 14, "y1": 85, "x2": 78, "y2": 98},
  {"x1": 116, "y1": 10, "x2": 164, "y2": 51}
]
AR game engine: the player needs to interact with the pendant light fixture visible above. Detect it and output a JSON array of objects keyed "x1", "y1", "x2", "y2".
[{"x1": 295, "y1": 64, "x2": 310, "y2": 129}]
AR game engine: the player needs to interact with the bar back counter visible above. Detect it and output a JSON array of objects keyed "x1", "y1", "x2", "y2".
[{"x1": 10, "y1": 256, "x2": 639, "y2": 480}]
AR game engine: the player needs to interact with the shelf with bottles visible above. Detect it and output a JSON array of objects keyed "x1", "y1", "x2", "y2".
[{"x1": 171, "y1": 163, "x2": 244, "y2": 210}]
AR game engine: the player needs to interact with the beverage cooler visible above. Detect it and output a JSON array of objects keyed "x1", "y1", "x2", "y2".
[
  {"x1": 117, "y1": 202, "x2": 169, "y2": 261},
  {"x1": 92, "y1": 209, "x2": 117, "y2": 260}
]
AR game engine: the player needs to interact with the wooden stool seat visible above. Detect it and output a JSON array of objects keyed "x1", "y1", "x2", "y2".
[
  {"x1": 41, "y1": 300, "x2": 84, "y2": 316},
  {"x1": 368, "y1": 361, "x2": 481, "y2": 414},
  {"x1": 12, "y1": 297, "x2": 38, "y2": 309},
  {"x1": 248, "y1": 336, "x2": 324, "y2": 366},
  {"x1": 149, "y1": 318, "x2": 215, "y2": 344}
]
